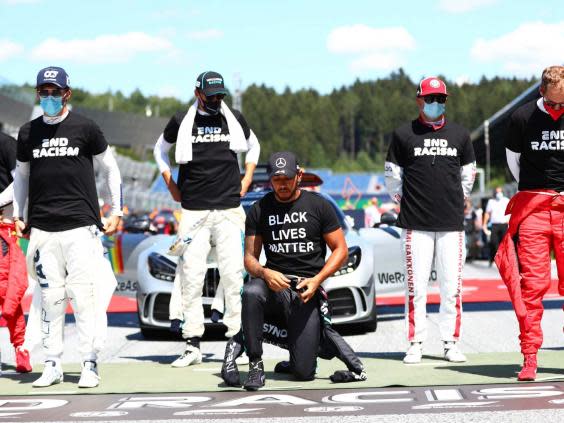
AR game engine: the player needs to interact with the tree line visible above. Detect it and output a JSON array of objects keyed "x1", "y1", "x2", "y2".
[{"x1": 6, "y1": 69, "x2": 535, "y2": 171}]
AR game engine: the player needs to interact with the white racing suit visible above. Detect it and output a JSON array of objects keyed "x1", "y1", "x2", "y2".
[
  {"x1": 386, "y1": 160, "x2": 475, "y2": 343},
  {"x1": 169, "y1": 206, "x2": 245, "y2": 338},
  {"x1": 25, "y1": 225, "x2": 117, "y2": 362},
  {"x1": 401, "y1": 229, "x2": 465, "y2": 342}
]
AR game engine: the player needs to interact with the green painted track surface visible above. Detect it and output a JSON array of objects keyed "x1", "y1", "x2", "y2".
[{"x1": 1, "y1": 351, "x2": 563, "y2": 396}]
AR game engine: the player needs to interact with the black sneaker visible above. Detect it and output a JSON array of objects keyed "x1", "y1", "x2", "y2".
[
  {"x1": 274, "y1": 360, "x2": 292, "y2": 374},
  {"x1": 221, "y1": 338, "x2": 242, "y2": 387},
  {"x1": 244, "y1": 360, "x2": 265, "y2": 391}
]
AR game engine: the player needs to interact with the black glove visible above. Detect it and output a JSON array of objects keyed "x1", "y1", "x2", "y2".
[
  {"x1": 170, "y1": 319, "x2": 182, "y2": 333},
  {"x1": 330, "y1": 370, "x2": 367, "y2": 383}
]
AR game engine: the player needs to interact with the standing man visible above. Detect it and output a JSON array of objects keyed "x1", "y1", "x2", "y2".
[
  {"x1": 497, "y1": 65, "x2": 564, "y2": 381},
  {"x1": 13, "y1": 66, "x2": 123, "y2": 388},
  {"x1": 483, "y1": 187, "x2": 510, "y2": 265},
  {"x1": 385, "y1": 77, "x2": 476, "y2": 364},
  {"x1": 0, "y1": 130, "x2": 32, "y2": 373},
  {"x1": 153, "y1": 71, "x2": 260, "y2": 367}
]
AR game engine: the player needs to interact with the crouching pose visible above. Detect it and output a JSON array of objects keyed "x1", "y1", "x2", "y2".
[{"x1": 221, "y1": 152, "x2": 366, "y2": 391}]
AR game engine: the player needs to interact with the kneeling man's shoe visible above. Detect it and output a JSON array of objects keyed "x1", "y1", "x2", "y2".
[
  {"x1": 221, "y1": 338, "x2": 242, "y2": 387},
  {"x1": 244, "y1": 360, "x2": 265, "y2": 391}
]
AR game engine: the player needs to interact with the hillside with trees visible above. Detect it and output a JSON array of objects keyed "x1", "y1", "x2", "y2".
[{"x1": 5, "y1": 69, "x2": 535, "y2": 171}]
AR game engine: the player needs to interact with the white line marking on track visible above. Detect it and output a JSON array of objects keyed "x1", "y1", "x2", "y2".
[
  {"x1": 28, "y1": 391, "x2": 77, "y2": 395},
  {"x1": 406, "y1": 363, "x2": 453, "y2": 367},
  {"x1": 536, "y1": 375, "x2": 564, "y2": 381},
  {"x1": 266, "y1": 385, "x2": 304, "y2": 390}
]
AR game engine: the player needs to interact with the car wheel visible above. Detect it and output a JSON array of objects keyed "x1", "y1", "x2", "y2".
[{"x1": 362, "y1": 301, "x2": 378, "y2": 332}]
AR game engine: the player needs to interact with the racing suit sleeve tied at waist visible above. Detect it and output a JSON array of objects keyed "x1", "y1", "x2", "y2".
[{"x1": 494, "y1": 190, "x2": 560, "y2": 330}]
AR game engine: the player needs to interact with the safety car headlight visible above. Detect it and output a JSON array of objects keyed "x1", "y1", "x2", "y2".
[
  {"x1": 148, "y1": 252, "x2": 176, "y2": 281},
  {"x1": 333, "y1": 246, "x2": 361, "y2": 276}
]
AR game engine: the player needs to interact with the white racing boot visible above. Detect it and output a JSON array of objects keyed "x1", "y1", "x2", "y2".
[
  {"x1": 403, "y1": 342, "x2": 423, "y2": 364},
  {"x1": 444, "y1": 342, "x2": 467, "y2": 362},
  {"x1": 78, "y1": 361, "x2": 100, "y2": 388},
  {"x1": 33, "y1": 360, "x2": 64, "y2": 387},
  {"x1": 171, "y1": 344, "x2": 203, "y2": 368}
]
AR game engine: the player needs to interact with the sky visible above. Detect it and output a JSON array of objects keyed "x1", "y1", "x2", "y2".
[{"x1": 0, "y1": 0, "x2": 563, "y2": 100}]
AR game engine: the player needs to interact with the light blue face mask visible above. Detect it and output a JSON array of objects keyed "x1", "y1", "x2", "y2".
[
  {"x1": 423, "y1": 102, "x2": 445, "y2": 120},
  {"x1": 39, "y1": 96, "x2": 64, "y2": 117}
]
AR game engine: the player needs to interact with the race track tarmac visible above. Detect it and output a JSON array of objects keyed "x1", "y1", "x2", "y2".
[{"x1": 0, "y1": 260, "x2": 563, "y2": 422}]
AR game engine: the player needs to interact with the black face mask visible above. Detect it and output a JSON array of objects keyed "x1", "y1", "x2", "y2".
[{"x1": 203, "y1": 99, "x2": 221, "y2": 114}]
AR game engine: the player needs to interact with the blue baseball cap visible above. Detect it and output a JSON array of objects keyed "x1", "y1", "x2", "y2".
[{"x1": 36, "y1": 66, "x2": 70, "y2": 88}]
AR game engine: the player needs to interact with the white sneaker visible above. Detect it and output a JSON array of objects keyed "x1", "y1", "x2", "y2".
[
  {"x1": 403, "y1": 342, "x2": 423, "y2": 364},
  {"x1": 33, "y1": 361, "x2": 63, "y2": 387},
  {"x1": 78, "y1": 361, "x2": 100, "y2": 388},
  {"x1": 444, "y1": 342, "x2": 467, "y2": 362},
  {"x1": 171, "y1": 345, "x2": 202, "y2": 368}
]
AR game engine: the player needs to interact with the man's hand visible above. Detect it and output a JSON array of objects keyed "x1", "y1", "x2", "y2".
[
  {"x1": 104, "y1": 215, "x2": 121, "y2": 235},
  {"x1": 240, "y1": 175, "x2": 252, "y2": 197},
  {"x1": 14, "y1": 219, "x2": 26, "y2": 238},
  {"x1": 262, "y1": 268, "x2": 290, "y2": 292},
  {"x1": 162, "y1": 170, "x2": 181, "y2": 202},
  {"x1": 168, "y1": 180, "x2": 181, "y2": 202},
  {"x1": 297, "y1": 276, "x2": 322, "y2": 303}
]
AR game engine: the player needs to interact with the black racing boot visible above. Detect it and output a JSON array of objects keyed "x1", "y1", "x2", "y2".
[
  {"x1": 274, "y1": 360, "x2": 292, "y2": 374},
  {"x1": 244, "y1": 359, "x2": 265, "y2": 391},
  {"x1": 221, "y1": 337, "x2": 243, "y2": 387}
]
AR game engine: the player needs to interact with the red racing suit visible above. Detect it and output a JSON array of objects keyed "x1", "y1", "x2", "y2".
[
  {"x1": 0, "y1": 222, "x2": 28, "y2": 348},
  {"x1": 495, "y1": 190, "x2": 564, "y2": 354}
]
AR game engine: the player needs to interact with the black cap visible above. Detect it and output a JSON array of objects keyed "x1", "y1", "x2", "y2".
[
  {"x1": 268, "y1": 151, "x2": 299, "y2": 178},
  {"x1": 36, "y1": 66, "x2": 70, "y2": 88},
  {"x1": 195, "y1": 71, "x2": 228, "y2": 97}
]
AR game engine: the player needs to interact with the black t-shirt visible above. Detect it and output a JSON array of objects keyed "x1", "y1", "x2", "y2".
[
  {"x1": 386, "y1": 119, "x2": 475, "y2": 231},
  {"x1": 163, "y1": 109, "x2": 250, "y2": 210},
  {"x1": 17, "y1": 112, "x2": 107, "y2": 231},
  {"x1": 0, "y1": 132, "x2": 16, "y2": 192},
  {"x1": 245, "y1": 191, "x2": 341, "y2": 278},
  {"x1": 505, "y1": 99, "x2": 564, "y2": 191}
]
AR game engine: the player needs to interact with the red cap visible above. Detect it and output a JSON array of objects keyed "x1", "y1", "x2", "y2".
[{"x1": 417, "y1": 77, "x2": 448, "y2": 97}]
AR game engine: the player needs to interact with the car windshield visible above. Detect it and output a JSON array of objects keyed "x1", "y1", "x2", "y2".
[{"x1": 241, "y1": 190, "x2": 347, "y2": 230}]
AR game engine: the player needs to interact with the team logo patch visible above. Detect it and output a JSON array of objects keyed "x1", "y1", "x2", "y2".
[
  {"x1": 430, "y1": 79, "x2": 441, "y2": 88},
  {"x1": 206, "y1": 77, "x2": 223, "y2": 85},
  {"x1": 275, "y1": 158, "x2": 286, "y2": 168},
  {"x1": 44, "y1": 70, "x2": 58, "y2": 79}
]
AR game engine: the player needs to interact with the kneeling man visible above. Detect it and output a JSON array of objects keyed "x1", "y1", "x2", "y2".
[{"x1": 222, "y1": 152, "x2": 366, "y2": 390}]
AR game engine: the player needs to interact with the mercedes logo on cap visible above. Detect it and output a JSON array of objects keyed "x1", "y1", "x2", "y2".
[{"x1": 275, "y1": 158, "x2": 286, "y2": 168}]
